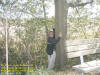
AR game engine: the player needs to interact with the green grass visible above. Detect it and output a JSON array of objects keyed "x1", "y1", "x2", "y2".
[{"x1": 25, "y1": 66, "x2": 54, "y2": 75}]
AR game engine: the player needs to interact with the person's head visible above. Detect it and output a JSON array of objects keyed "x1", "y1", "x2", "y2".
[{"x1": 48, "y1": 31, "x2": 54, "y2": 37}]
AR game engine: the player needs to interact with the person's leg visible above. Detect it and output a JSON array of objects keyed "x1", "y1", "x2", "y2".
[
  {"x1": 48, "y1": 55, "x2": 51, "y2": 68},
  {"x1": 48, "y1": 51, "x2": 56, "y2": 70},
  {"x1": 50, "y1": 51, "x2": 56, "y2": 69}
]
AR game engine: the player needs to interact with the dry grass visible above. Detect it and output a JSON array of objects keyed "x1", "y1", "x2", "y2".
[
  {"x1": 25, "y1": 66, "x2": 100, "y2": 75},
  {"x1": 53, "y1": 71, "x2": 100, "y2": 75},
  {"x1": 50, "y1": 69, "x2": 100, "y2": 75}
]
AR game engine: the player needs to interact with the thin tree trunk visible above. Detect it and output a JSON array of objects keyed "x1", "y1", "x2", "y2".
[
  {"x1": 5, "y1": 12, "x2": 8, "y2": 75},
  {"x1": 41, "y1": 0, "x2": 48, "y2": 38}
]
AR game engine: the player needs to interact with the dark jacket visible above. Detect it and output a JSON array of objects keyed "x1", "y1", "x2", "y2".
[{"x1": 46, "y1": 37, "x2": 61, "y2": 55}]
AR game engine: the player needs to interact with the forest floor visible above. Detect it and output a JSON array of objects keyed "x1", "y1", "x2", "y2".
[
  {"x1": 50, "y1": 70, "x2": 99, "y2": 75},
  {"x1": 28, "y1": 67, "x2": 100, "y2": 75},
  {"x1": 53, "y1": 71, "x2": 99, "y2": 75}
]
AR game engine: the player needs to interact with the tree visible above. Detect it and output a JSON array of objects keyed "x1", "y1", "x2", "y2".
[
  {"x1": 0, "y1": 1, "x2": 18, "y2": 75},
  {"x1": 55, "y1": 0, "x2": 93, "y2": 69}
]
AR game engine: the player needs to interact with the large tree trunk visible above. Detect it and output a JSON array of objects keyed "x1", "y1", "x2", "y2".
[
  {"x1": 55, "y1": 0, "x2": 93, "y2": 69},
  {"x1": 55, "y1": 0, "x2": 68, "y2": 69}
]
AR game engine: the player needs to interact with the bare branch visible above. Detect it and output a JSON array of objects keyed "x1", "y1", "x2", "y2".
[
  {"x1": 68, "y1": 0, "x2": 93, "y2": 8},
  {"x1": 0, "y1": 0, "x2": 18, "y2": 7},
  {"x1": 11, "y1": 0, "x2": 18, "y2": 5}
]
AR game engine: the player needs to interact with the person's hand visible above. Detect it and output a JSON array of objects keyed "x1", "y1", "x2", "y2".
[{"x1": 59, "y1": 32, "x2": 62, "y2": 37}]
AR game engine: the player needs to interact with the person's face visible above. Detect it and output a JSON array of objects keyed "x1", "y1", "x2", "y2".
[{"x1": 49, "y1": 32, "x2": 54, "y2": 37}]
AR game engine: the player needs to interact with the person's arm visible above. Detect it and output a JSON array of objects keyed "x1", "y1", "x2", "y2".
[
  {"x1": 47, "y1": 32, "x2": 62, "y2": 44},
  {"x1": 54, "y1": 37, "x2": 61, "y2": 44},
  {"x1": 54, "y1": 32, "x2": 62, "y2": 44},
  {"x1": 53, "y1": 28, "x2": 55, "y2": 38},
  {"x1": 47, "y1": 37, "x2": 61, "y2": 44}
]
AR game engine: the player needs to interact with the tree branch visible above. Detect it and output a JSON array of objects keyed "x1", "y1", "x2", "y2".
[
  {"x1": 0, "y1": 0, "x2": 18, "y2": 6},
  {"x1": 68, "y1": 0, "x2": 93, "y2": 8},
  {"x1": 11, "y1": 0, "x2": 18, "y2": 5}
]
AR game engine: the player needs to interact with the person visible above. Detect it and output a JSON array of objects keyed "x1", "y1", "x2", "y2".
[{"x1": 46, "y1": 30, "x2": 62, "y2": 70}]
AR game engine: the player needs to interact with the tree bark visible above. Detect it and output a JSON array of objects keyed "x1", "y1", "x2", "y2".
[{"x1": 55, "y1": 0, "x2": 68, "y2": 69}]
